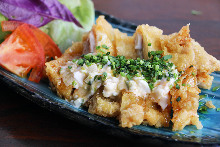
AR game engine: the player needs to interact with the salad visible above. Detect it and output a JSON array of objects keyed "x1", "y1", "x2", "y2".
[{"x1": 0, "y1": 0, "x2": 94, "y2": 82}]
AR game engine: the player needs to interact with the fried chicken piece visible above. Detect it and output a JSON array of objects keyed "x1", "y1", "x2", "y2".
[
  {"x1": 45, "y1": 42, "x2": 83, "y2": 100},
  {"x1": 88, "y1": 89, "x2": 120, "y2": 117},
  {"x1": 161, "y1": 25, "x2": 220, "y2": 89},
  {"x1": 114, "y1": 29, "x2": 137, "y2": 59},
  {"x1": 83, "y1": 16, "x2": 116, "y2": 56},
  {"x1": 143, "y1": 98, "x2": 171, "y2": 128},
  {"x1": 119, "y1": 92, "x2": 145, "y2": 128},
  {"x1": 120, "y1": 92, "x2": 171, "y2": 128},
  {"x1": 170, "y1": 66, "x2": 203, "y2": 131},
  {"x1": 134, "y1": 24, "x2": 163, "y2": 59}
]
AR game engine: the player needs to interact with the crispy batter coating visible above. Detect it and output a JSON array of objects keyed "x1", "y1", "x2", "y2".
[
  {"x1": 120, "y1": 92, "x2": 144, "y2": 128},
  {"x1": 88, "y1": 89, "x2": 120, "y2": 117},
  {"x1": 134, "y1": 24, "x2": 163, "y2": 59},
  {"x1": 45, "y1": 42, "x2": 83, "y2": 100},
  {"x1": 160, "y1": 25, "x2": 220, "y2": 89},
  {"x1": 170, "y1": 66, "x2": 202, "y2": 131},
  {"x1": 46, "y1": 16, "x2": 220, "y2": 131},
  {"x1": 114, "y1": 29, "x2": 137, "y2": 59},
  {"x1": 144, "y1": 98, "x2": 171, "y2": 128}
]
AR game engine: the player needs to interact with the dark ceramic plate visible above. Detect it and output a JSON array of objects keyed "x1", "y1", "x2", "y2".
[{"x1": 0, "y1": 10, "x2": 220, "y2": 146}]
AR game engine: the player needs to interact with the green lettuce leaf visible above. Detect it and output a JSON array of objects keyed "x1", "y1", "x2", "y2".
[{"x1": 40, "y1": 0, "x2": 94, "y2": 53}]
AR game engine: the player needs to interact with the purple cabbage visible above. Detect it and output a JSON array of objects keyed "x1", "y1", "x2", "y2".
[{"x1": 0, "y1": 0, "x2": 82, "y2": 27}]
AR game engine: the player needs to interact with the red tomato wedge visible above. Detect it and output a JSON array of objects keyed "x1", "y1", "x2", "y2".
[
  {"x1": 0, "y1": 24, "x2": 45, "y2": 82},
  {"x1": 1, "y1": 21, "x2": 62, "y2": 61},
  {"x1": 0, "y1": 21, "x2": 62, "y2": 83}
]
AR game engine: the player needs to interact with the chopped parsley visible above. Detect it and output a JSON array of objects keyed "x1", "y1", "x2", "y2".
[
  {"x1": 148, "y1": 43, "x2": 151, "y2": 46},
  {"x1": 176, "y1": 96, "x2": 181, "y2": 102},
  {"x1": 189, "y1": 65, "x2": 193, "y2": 68},
  {"x1": 68, "y1": 66, "x2": 72, "y2": 69},
  {"x1": 212, "y1": 85, "x2": 220, "y2": 92},
  {"x1": 198, "y1": 106, "x2": 208, "y2": 114},
  {"x1": 176, "y1": 84, "x2": 180, "y2": 89},
  {"x1": 72, "y1": 81, "x2": 77, "y2": 86},
  {"x1": 199, "y1": 94, "x2": 207, "y2": 100},
  {"x1": 102, "y1": 72, "x2": 107, "y2": 81},
  {"x1": 73, "y1": 49, "x2": 178, "y2": 90},
  {"x1": 192, "y1": 72, "x2": 196, "y2": 76},
  {"x1": 102, "y1": 44, "x2": 110, "y2": 49}
]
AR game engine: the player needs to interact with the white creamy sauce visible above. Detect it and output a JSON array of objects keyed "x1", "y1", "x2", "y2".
[
  {"x1": 60, "y1": 59, "x2": 178, "y2": 109},
  {"x1": 151, "y1": 68, "x2": 178, "y2": 110}
]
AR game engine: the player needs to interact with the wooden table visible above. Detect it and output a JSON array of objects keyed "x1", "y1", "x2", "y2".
[{"x1": 0, "y1": 0, "x2": 220, "y2": 146}]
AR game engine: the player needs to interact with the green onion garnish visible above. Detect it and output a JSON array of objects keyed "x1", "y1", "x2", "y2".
[
  {"x1": 212, "y1": 85, "x2": 220, "y2": 92},
  {"x1": 176, "y1": 96, "x2": 181, "y2": 102}
]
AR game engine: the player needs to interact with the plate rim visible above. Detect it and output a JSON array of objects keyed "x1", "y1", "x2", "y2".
[{"x1": 0, "y1": 10, "x2": 219, "y2": 146}]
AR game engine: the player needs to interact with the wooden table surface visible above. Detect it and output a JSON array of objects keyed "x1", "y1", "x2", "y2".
[{"x1": 0, "y1": 0, "x2": 220, "y2": 146}]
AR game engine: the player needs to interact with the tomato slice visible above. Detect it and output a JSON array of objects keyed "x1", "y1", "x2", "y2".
[
  {"x1": 0, "y1": 21, "x2": 62, "y2": 82},
  {"x1": 0, "y1": 24, "x2": 45, "y2": 82},
  {"x1": 1, "y1": 21, "x2": 62, "y2": 61},
  {"x1": 29, "y1": 25, "x2": 62, "y2": 61}
]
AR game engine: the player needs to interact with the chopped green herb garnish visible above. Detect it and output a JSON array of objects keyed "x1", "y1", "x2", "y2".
[
  {"x1": 187, "y1": 84, "x2": 191, "y2": 87},
  {"x1": 162, "y1": 55, "x2": 172, "y2": 60},
  {"x1": 102, "y1": 72, "x2": 107, "y2": 81},
  {"x1": 212, "y1": 85, "x2": 220, "y2": 92},
  {"x1": 198, "y1": 106, "x2": 208, "y2": 113},
  {"x1": 189, "y1": 65, "x2": 193, "y2": 68},
  {"x1": 169, "y1": 85, "x2": 173, "y2": 89},
  {"x1": 192, "y1": 72, "x2": 196, "y2": 76},
  {"x1": 148, "y1": 43, "x2": 151, "y2": 46},
  {"x1": 68, "y1": 66, "x2": 72, "y2": 69},
  {"x1": 176, "y1": 96, "x2": 181, "y2": 102},
  {"x1": 120, "y1": 72, "x2": 126, "y2": 77},
  {"x1": 182, "y1": 83, "x2": 186, "y2": 86},
  {"x1": 190, "y1": 131, "x2": 195, "y2": 134},
  {"x1": 88, "y1": 81, "x2": 92, "y2": 85},
  {"x1": 70, "y1": 51, "x2": 177, "y2": 90},
  {"x1": 72, "y1": 81, "x2": 77, "y2": 86},
  {"x1": 59, "y1": 68, "x2": 62, "y2": 74},
  {"x1": 199, "y1": 102, "x2": 204, "y2": 106},
  {"x1": 100, "y1": 49, "x2": 106, "y2": 53},
  {"x1": 102, "y1": 44, "x2": 109, "y2": 49},
  {"x1": 176, "y1": 84, "x2": 180, "y2": 89},
  {"x1": 72, "y1": 59, "x2": 77, "y2": 63},
  {"x1": 96, "y1": 46, "x2": 101, "y2": 50},
  {"x1": 216, "y1": 108, "x2": 220, "y2": 112},
  {"x1": 126, "y1": 74, "x2": 132, "y2": 81},
  {"x1": 77, "y1": 59, "x2": 84, "y2": 66},
  {"x1": 199, "y1": 94, "x2": 207, "y2": 100},
  {"x1": 149, "y1": 83, "x2": 154, "y2": 90}
]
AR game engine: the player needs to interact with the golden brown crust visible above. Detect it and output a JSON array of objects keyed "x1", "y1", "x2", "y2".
[
  {"x1": 170, "y1": 66, "x2": 202, "y2": 131},
  {"x1": 45, "y1": 42, "x2": 83, "y2": 100},
  {"x1": 45, "y1": 16, "x2": 220, "y2": 131},
  {"x1": 160, "y1": 25, "x2": 220, "y2": 89}
]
